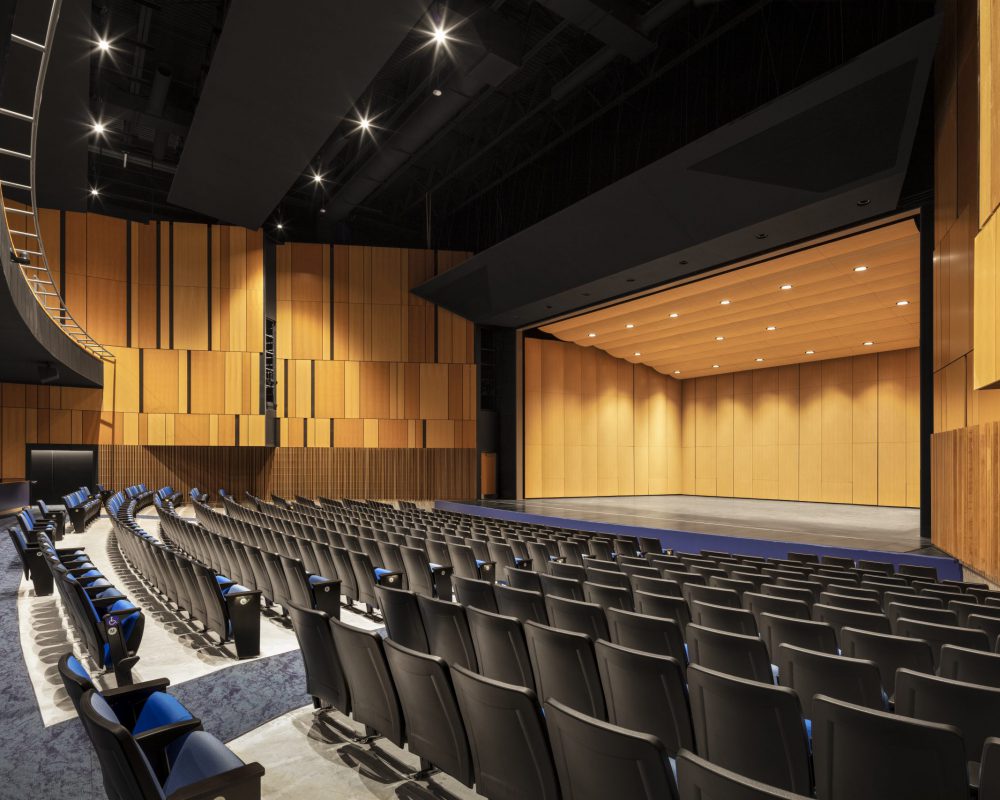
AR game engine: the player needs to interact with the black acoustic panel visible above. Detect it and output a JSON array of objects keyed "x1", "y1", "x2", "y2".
[
  {"x1": 690, "y1": 61, "x2": 917, "y2": 192},
  {"x1": 414, "y1": 17, "x2": 939, "y2": 329},
  {"x1": 168, "y1": 0, "x2": 430, "y2": 228}
]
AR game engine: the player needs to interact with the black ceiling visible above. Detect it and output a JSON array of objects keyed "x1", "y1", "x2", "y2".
[{"x1": 74, "y1": 0, "x2": 934, "y2": 246}]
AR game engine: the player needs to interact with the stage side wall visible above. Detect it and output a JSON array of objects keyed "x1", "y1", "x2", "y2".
[
  {"x1": 0, "y1": 211, "x2": 476, "y2": 499},
  {"x1": 524, "y1": 338, "x2": 919, "y2": 507}
]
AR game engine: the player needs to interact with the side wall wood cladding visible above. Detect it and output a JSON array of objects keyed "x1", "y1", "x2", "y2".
[
  {"x1": 930, "y1": 0, "x2": 1000, "y2": 580},
  {"x1": 273, "y1": 244, "x2": 476, "y2": 450},
  {"x1": 524, "y1": 339, "x2": 919, "y2": 507},
  {"x1": 0, "y1": 212, "x2": 475, "y2": 496}
]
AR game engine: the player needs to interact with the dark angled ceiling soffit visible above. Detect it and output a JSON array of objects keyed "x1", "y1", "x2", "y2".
[{"x1": 412, "y1": 17, "x2": 939, "y2": 328}]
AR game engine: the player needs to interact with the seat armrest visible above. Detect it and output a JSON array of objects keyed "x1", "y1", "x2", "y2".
[
  {"x1": 101, "y1": 604, "x2": 141, "y2": 622},
  {"x1": 101, "y1": 677, "x2": 171, "y2": 701},
  {"x1": 165, "y1": 762, "x2": 266, "y2": 800},
  {"x1": 90, "y1": 593, "x2": 129, "y2": 607},
  {"x1": 374, "y1": 570, "x2": 403, "y2": 587},
  {"x1": 135, "y1": 718, "x2": 204, "y2": 760}
]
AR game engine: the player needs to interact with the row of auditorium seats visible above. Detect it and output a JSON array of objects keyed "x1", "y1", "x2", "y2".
[
  {"x1": 108, "y1": 494, "x2": 265, "y2": 659},
  {"x1": 32, "y1": 529, "x2": 144, "y2": 683},
  {"x1": 61, "y1": 486, "x2": 101, "y2": 532},
  {"x1": 57, "y1": 653, "x2": 265, "y2": 798}
]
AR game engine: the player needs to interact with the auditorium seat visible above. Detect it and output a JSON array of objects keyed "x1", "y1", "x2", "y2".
[
  {"x1": 948, "y1": 598, "x2": 1000, "y2": 627},
  {"x1": 466, "y1": 606, "x2": 535, "y2": 691},
  {"x1": 686, "y1": 624, "x2": 775, "y2": 683},
  {"x1": 690, "y1": 600, "x2": 758, "y2": 637},
  {"x1": 328, "y1": 617, "x2": 404, "y2": 745},
  {"x1": 776, "y1": 644, "x2": 883, "y2": 720},
  {"x1": 980, "y1": 738, "x2": 1000, "y2": 798},
  {"x1": 399, "y1": 544, "x2": 452, "y2": 599},
  {"x1": 488, "y1": 540, "x2": 529, "y2": 580},
  {"x1": 683, "y1": 583, "x2": 741, "y2": 609},
  {"x1": 606, "y1": 607, "x2": 687, "y2": 667},
  {"x1": 937, "y1": 644, "x2": 1000, "y2": 689},
  {"x1": 686, "y1": 664, "x2": 811, "y2": 795},
  {"x1": 819, "y1": 591, "x2": 882, "y2": 613},
  {"x1": 581, "y1": 581, "x2": 633, "y2": 612},
  {"x1": 882, "y1": 589, "x2": 935, "y2": 612},
  {"x1": 375, "y1": 585, "x2": 429, "y2": 653},
  {"x1": 895, "y1": 667, "x2": 1000, "y2": 782},
  {"x1": 743, "y1": 592, "x2": 811, "y2": 625},
  {"x1": 416, "y1": 595, "x2": 478, "y2": 671},
  {"x1": 967, "y1": 614, "x2": 1000, "y2": 648},
  {"x1": 523, "y1": 621, "x2": 606, "y2": 718},
  {"x1": 709, "y1": 575, "x2": 755, "y2": 598},
  {"x1": 629, "y1": 575, "x2": 681, "y2": 598},
  {"x1": 494, "y1": 584, "x2": 548, "y2": 625},
  {"x1": 450, "y1": 664, "x2": 560, "y2": 800},
  {"x1": 449, "y1": 542, "x2": 496, "y2": 583},
  {"x1": 79, "y1": 690, "x2": 264, "y2": 799},
  {"x1": 893, "y1": 618, "x2": 990, "y2": 667},
  {"x1": 633, "y1": 591, "x2": 692, "y2": 630},
  {"x1": 549, "y1": 561, "x2": 588, "y2": 581},
  {"x1": 383, "y1": 638, "x2": 474, "y2": 786},
  {"x1": 886, "y1": 601, "x2": 958, "y2": 630},
  {"x1": 812, "y1": 604, "x2": 891, "y2": 638},
  {"x1": 758, "y1": 613, "x2": 838, "y2": 658},
  {"x1": 543, "y1": 698, "x2": 680, "y2": 800},
  {"x1": 676, "y1": 749, "x2": 810, "y2": 800},
  {"x1": 287, "y1": 604, "x2": 351, "y2": 714},
  {"x1": 811, "y1": 695, "x2": 968, "y2": 800},
  {"x1": 543, "y1": 595, "x2": 610, "y2": 641},
  {"x1": 594, "y1": 640, "x2": 693, "y2": 758},
  {"x1": 775, "y1": 577, "x2": 824, "y2": 604},
  {"x1": 453, "y1": 575, "x2": 499, "y2": 613},
  {"x1": 761, "y1": 584, "x2": 815, "y2": 606},
  {"x1": 507, "y1": 567, "x2": 543, "y2": 593},
  {"x1": 539, "y1": 572, "x2": 585, "y2": 601}
]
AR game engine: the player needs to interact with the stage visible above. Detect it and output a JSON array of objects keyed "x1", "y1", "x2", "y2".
[{"x1": 436, "y1": 495, "x2": 961, "y2": 580}]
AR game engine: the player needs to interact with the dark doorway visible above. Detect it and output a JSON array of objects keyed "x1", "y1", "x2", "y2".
[{"x1": 27, "y1": 446, "x2": 98, "y2": 504}]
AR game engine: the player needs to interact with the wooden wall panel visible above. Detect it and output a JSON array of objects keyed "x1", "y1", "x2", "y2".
[{"x1": 525, "y1": 340, "x2": 918, "y2": 505}]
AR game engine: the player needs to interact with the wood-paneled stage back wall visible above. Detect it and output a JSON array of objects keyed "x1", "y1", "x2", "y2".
[
  {"x1": 525, "y1": 338, "x2": 920, "y2": 507},
  {"x1": 931, "y1": 0, "x2": 1000, "y2": 582},
  {"x1": 0, "y1": 211, "x2": 476, "y2": 499}
]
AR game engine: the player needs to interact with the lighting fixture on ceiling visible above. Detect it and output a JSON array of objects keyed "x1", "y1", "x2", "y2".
[
  {"x1": 669, "y1": 312, "x2": 679, "y2": 318},
  {"x1": 634, "y1": 352, "x2": 641, "y2": 356},
  {"x1": 896, "y1": 300, "x2": 910, "y2": 306},
  {"x1": 432, "y1": 25, "x2": 449, "y2": 45},
  {"x1": 673, "y1": 370, "x2": 680, "y2": 375},
  {"x1": 780, "y1": 284, "x2": 792, "y2": 291},
  {"x1": 755, "y1": 357, "x2": 764, "y2": 362},
  {"x1": 625, "y1": 323, "x2": 635, "y2": 329},
  {"x1": 89, "y1": 187, "x2": 99, "y2": 197},
  {"x1": 715, "y1": 336, "x2": 724, "y2": 341},
  {"x1": 432, "y1": 88, "x2": 443, "y2": 97},
  {"x1": 311, "y1": 171, "x2": 323, "y2": 184},
  {"x1": 766, "y1": 326, "x2": 776, "y2": 331},
  {"x1": 863, "y1": 341, "x2": 874, "y2": 346},
  {"x1": 276, "y1": 222, "x2": 284, "y2": 231},
  {"x1": 588, "y1": 332, "x2": 596, "y2": 338},
  {"x1": 720, "y1": 299, "x2": 730, "y2": 305},
  {"x1": 853, "y1": 265, "x2": 868, "y2": 272},
  {"x1": 805, "y1": 350, "x2": 815, "y2": 355},
  {"x1": 712, "y1": 364, "x2": 720, "y2": 369},
  {"x1": 91, "y1": 120, "x2": 106, "y2": 135},
  {"x1": 357, "y1": 115, "x2": 372, "y2": 133},
  {"x1": 96, "y1": 37, "x2": 110, "y2": 53},
  {"x1": 319, "y1": 208, "x2": 326, "y2": 214}
]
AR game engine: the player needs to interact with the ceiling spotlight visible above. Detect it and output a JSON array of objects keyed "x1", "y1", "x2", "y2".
[
  {"x1": 311, "y1": 171, "x2": 323, "y2": 184},
  {"x1": 625, "y1": 323, "x2": 635, "y2": 329},
  {"x1": 432, "y1": 88, "x2": 443, "y2": 97},
  {"x1": 358, "y1": 115, "x2": 372, "y2": 132},
  {"x1": 715, "y1": 336, "x2": 724, "y2": 341},
  {"x1": 669, "y1": 312, "x2": 679, "y2": 318},
  {"x1": 712, "y1": 364, "x2": 720, "y2": 369},
  {"x1": 805, "y1": 350, "x2": 815, "y2": 355},
  {"x1": 896, "y1": 300, "x2": 910, "y2": 306},
  {"x1": 673, "y1": 370, "x2": 680, "y2": 375},
  {"x1": 853, "y1": 265, "x2": 868, "y2": 272},
  {"x1": 634, "y1": 351, "x2": 641, "y2": 356},
  {"x1": 92, "y1": 120, "x2": 106, "y2": 135},
  {"x1": 780, "y1": 284, "x2": 792, "y2": 291},
  {"x1": 319, "y1": 208, "x2": 326, "y2": 214},
  {"x1": 96, "y1": 37, "x2": 110, "y2": 53},
  {"x1": 276, "y1": 222, "x2": 284, "y2": 231},
  {"x1": 755, "y1": 357, "x2": 764, "y2": 362},
  {"x1": 863, "y1": 341, "x2": 874, "y2": 346},
  {"x1": 588, "y1": 332, "x2": 596, "y2": 338},
  {"x1": 766, "y1": 325, "x2": 776, "y2": 331},
  {"x1": 720, "y1": 299, "x2": 731, "y2": 305},
  {"x1": 89, "y1": 187, "x2": 99, "y2": 197},
  {"x1": 432, "y1": 24, "x2": 449, "y2": 45}
]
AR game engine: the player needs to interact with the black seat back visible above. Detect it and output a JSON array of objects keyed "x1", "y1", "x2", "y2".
[
  {"x1": 893, "y1": 617, "x2": 990, "y2": 668},
  {"x1": 690, "y1": 601, "x2": 758, "y2": 637},
  {"x1": 544, "y1": 594, "x2": 610, "y2": 641},
  {"x1": 776, "y1": 643, "x2": 883, "y2": 718},
  {"x1": 686, "y1": 623, "x2": 774, "y2": 683},
  {"x1": 811, "y1": 695, "x2": 968, "y2": 800},
  {"x1": 495, "y1": 584, "x2": 548, "y2": 625},
  {"x1": 758, "y1": 612, "x2": 837, "y2": 658},
  {"x1": 452, "y1": 575, "x2": 498, "y2": 613},
  {"x1": 383, "y1": 639, "x2": 473, "y2": 786},
  {"x1": 595, "y1": 640, "x2": 693, "y2": 755},
  {"x1": 543, "y1": 698, "x2": 680, "y2": 800},
  {"x1": 416, "y1": 595, "x2": 478, "y2": 671},
  {"x1": 375, "y1": 585, "x2": 428, "y2": 653},
  {"x1": 606, "y1": 606, "x2": 687, "y2": 667},
  {"x1": 581, "y1": 581, "x2": 633, "y2": 612},
  {"x1": 328, "y1": 617, "x2": 403, "y2": 745},
  {"x1": 676, "y1": 749, "x2": 808, "y2": 800},
  {"x1": 451, "y1": 664, "x2": 559, "y2": 800},
  {"x1": 937, "y1": 643, "x2": 1000, "y2": 689},
  {"x1": 634, "y1": 591, "x2": 692, "y2": 630},
  {"x1": 466, "y1": 606, "x2": 535, "y2": 691},
  {"x1": 838, "y1": 626, "x2": 934, "y2": 698},
  {"x1": 686, "y1": 664, "x2": 811, "y2": 795},
  {"x1": 523, "y1": 620, "x2": 606, "y2": 719},
  {"x1": 288, "y1": 603, "x2": 350, "y2": 714}
]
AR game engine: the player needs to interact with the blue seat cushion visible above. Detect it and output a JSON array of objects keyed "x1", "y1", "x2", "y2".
[
  {"x1": 65, "y1": 655, "x2": 91, "y2": 682},
  {"x1": 373, "y1": 567, "x2": 392, "y2": 579},
  {"x1": 429, "y1": 563, "x2": 442, "y2": 570},
  {"x1": 161, "y1": 731, "x2": 245, "y2": 796},
  {"x1": 222, "y1": 583, "x2": 249, "y2": 595},
  {"x1": 133, "y1": 692, "x2": 193, "y2": 734},
  {"x1": 102, "y1": 601, "x2": 141, "y2": 666},
  {"x1": 475, "y1": 560, "x2": 486, "y2": 567},
  {"x1": 771, "y1": 664, "x2": 780, "y2": 684},
  {"x1": 214, "y1": 575, "x2": 231, "y2": 585},
  {"x1": 308, "y1": 575, "x2": 330, "y2": 586}
]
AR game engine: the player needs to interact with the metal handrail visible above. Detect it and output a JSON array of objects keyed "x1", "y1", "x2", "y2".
[{"x1": 0, "y1": 0, "x2": 114, "y2": 362}]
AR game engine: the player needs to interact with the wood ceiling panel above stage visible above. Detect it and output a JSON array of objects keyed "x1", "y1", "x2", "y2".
[{"x1": 542, "y1": 219, "x2": 920, "y2": 379}]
